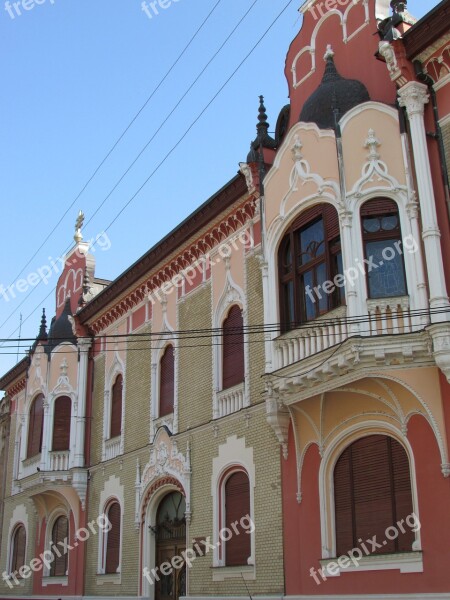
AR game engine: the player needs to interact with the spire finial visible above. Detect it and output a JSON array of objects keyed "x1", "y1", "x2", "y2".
[
  {"x1": 257, "y1": 95, "x2": 270, "y2": 137},
  {"x1": 74, "y1": 210, "x2": 84, "y2": 243},
  {"x1": 324, "y1": 44, "x2": 335, "y2": 61},
  {"x1": 38, "y1": 308, "x2": 48, "y2": 341},
  {"x1": 390, "y1": 0, "x2": 407, "y2": 14}
]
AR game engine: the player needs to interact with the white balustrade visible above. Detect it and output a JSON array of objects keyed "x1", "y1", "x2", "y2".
[
  {"x1": 49, "y1": 451, "x2": 69, "y2": 471},
  {"x1": 217, "y1": 383, "x2": 245, "y2": 417},
  {"x1": 366, "y1": 297, "x2": 413, "y2": 336},
  {"x1": 104, "y1": 436, "x2": 121, "y2": 461}
]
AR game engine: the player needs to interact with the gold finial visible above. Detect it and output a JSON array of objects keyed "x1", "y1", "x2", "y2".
[{"x1": 74, "y1": 210, "x2": 85, "y2": 243}]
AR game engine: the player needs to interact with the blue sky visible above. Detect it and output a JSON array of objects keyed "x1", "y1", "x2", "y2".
[{"x1": 0, "y1": 0, "x2": 431, "y2": 379}]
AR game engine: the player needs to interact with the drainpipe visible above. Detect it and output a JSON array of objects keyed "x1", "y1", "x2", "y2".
[{"x1": 414, "y1": 59, "x2": 450, "y2": 221}]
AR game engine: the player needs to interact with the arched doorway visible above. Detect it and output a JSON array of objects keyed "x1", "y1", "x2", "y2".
[{"x1": 155, "y1": 491, "x2": 186, "y2": 600}]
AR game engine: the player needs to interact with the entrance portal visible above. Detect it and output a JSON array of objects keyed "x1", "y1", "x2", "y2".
[{"x1": 155, "y1": 491, "x2": 186, "y2": 600}]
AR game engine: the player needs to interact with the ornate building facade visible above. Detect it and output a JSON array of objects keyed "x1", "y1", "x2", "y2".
[{"x1": 0, "y1": 1, "x2": 449, "y2": 600}]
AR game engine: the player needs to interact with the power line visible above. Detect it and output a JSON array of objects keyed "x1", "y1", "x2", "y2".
[
  {"x1": 1, "y1": 305, "x2": 447, "y2": 345},
  {"x1": 0, "y1": 0, "x2": 294, "y2": 345},
  {"x1": 1, "y1": 1, "x2": 224, "y2": 299}
]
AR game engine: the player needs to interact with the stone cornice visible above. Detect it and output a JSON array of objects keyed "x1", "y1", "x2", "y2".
[{"x1": 78, "y1": 174, "x2": 250, "y2": 330}]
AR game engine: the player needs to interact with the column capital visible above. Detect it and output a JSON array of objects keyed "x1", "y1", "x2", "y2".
[
  {"x1": 398, "y1": 81, "x2": 429, "y2": 117},
  {"x1": 77, "y1": 337, "x2": 92, "y2": 352}
]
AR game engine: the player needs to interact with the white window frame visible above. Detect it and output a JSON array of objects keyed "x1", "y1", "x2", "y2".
[{"x1": 318, "y1": 422, "x2": 422, "y2": 573}]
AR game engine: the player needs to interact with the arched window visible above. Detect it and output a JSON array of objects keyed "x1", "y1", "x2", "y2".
[
  {"x1": 105, "y1": 502, "x2": 121, "y2": 574},
  {"x1": 52, "y1": 396, "x2": 71, "y2": 452},
  {"x1": 27, "y1": 393, "x2": 44, "y2": 458},
  {"x1": 110, "y1": 375, "x2": 123, "y2": 439},
  {"x1": 159, "y1": 345, "x2": 174, "y2": 417},
  {"x1": 334, "y1": 435, "x2": 414, "y2": 557},
  {"x1": 361, "y1": 199, "x2": 407, "y2": 298},
  {"x1": 10, "y1": 525, "x2": 26, "y2": 573},
  {"x1": 278, "y1": 204, "x2": 343, "y2": 331},
  {"x1": 50, "y1": 516, "x2": 69, "y2": 577},
  {"x1": 222, "y1": 305, "x2": 245, "y2": 390},
  {"x1": 224, "y1": 471, "x2": 251, "y2": 566}
]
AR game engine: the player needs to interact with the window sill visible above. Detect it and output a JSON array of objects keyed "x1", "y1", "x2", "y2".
[
  {"x1": 96, "y1": 572, "x2": 121, "y2": 585},
  {"x1": 320, "y1": 551, "x2": 423, "y2": 576},
  {"x1": 42, "y1": 575, "x2": 68, "y2": 586},
  {"x1": 276, "y1": 305, "x2": 347, "y2": 340},
  {"x1": 212, "y1": 564, "x2": 255, "y2": 582}
]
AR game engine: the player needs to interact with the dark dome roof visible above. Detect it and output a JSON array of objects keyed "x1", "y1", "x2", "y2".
[
  {"x1": 45, "y1": 298, "x2": 76, "y2": 353},
  {"x1": 299, "y1": 52, "x2": 370, "y2": 130}
]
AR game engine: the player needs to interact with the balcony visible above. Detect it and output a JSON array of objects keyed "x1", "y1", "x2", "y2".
[
  {"x1": 21, "y1": 454, "x2": 41, "y2": 478},
  {"x1": 48, "y1": 450, "x2": 69, "y2": 471},
  {"x1": 104, "y1": 436, "x2": 121, "y2": 461},
  {"x1": 217, "y1": 383, "x2": 245, "y2": 417}
]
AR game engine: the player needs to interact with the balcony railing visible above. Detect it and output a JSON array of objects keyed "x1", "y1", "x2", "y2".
[
  {"x1": 104, "y1": 436, "x2": 121, "y2": 461},
  {"x1": 275, "y1": 298, "x2": 418, "y2": 370},
  {"x1": 276, "y1": 311, "x2": 349, "y2": 370},
  {"x1": 366, "y1": 297, "x2": 413, "y2": 335},
  {"x1": 217, "y1": 383, "x2": 245, "y2": 417},
  {"x1": 20, "y1": 454, "x2": 41, "y2": 478},
  {"x1": 48, "y1": 451, "x2": 69, "y2": 471}
]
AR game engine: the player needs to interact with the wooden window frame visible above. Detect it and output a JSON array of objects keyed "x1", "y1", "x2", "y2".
[
  {"x1": 10, "y1": 524, "x2": 26, "y2": 574},
  {"x1": 222, "y1": 305, "x2": 245, "y2": 391},
  {"x1": 159, "y1": 345, "x2": 175, "y2": 418},
  {"x1": 333, "y1": 434, "x2": 414, "y2": 557},
  {"x1": 278, "y1": 204, "x2": 343, "y2": 332},
  {"x1": 27, "y1": 393, "x2": 44, "y2": 459},
  {"x1": 360, "y1": 198, "x2": 408, "y2": 299},
  {"x1": 221, "y1": 468, "x2": 252, "y2": 568},
  {"x1": 103, "y1": 501, "x2": 121, "y2": 575},
  {"x1": 50, "y1": 515, "x2": 69, "y2": 577},
  {"x1": 110, "y1": 375, "x2": 123, "y2": 440},
  {"x1": 52, "y1": 396, "x2": 72, "y2": 452}
]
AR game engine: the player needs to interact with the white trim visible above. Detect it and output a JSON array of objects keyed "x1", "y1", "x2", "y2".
[
  {"x1": 103, "y1": 353, "x2": 125, "y2": 461},
  {"x1": 212, "y1": 564, "x2": 256, "y2": 581},
  {"x1": 97, "y1": 475, "x2": 124, "y2": 576},
  {"x1": 434, "y1": 71, "x2": 450, "y2": 92},
  {"x1": 43, "y1": 507, "x2": 70, "y2": 577},
  {"x1": 318, "y1": 423, "x2": 421, "y2": 560},
  {"x1": 320, "y1": 551, "x2": 423, "y2": 576},
  {"x1": 211, "y1": 435, "x2": 255, "y2": 568}
]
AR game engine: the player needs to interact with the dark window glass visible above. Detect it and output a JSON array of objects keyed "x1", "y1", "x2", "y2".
[
  {"x1": 278, "y1": 204, "x2": 343, "y2": 330},
  {"x1": 27, "y1": 394, "x2": 44, "y2": 459},
  {"x1": 361, "y1": 200, "x2": 407, "y2": 299}
]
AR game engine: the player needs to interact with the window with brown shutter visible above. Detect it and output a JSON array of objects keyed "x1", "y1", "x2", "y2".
[
  {"x1": 27, "y1": 394, "x2": 44, "y2": 459},
  {"x1": 222, "y1": 305, "x2": 245, "y2": 390},
  {"x1": 105, "y1": 502, "x2": 121, "y2": 574},
  {"x1": 360, "y1": 198, "x2": 407, "y2": 298},
  {"x1": 50, "y1": 516, "x2": 69, "y2": 577},
  {"x1": 334, "y1": 435, "x2": 414, "y2": 557},
  {"x1": 159, "y1": 346, "x2": 174, "y2": 417},
  {"x1": 224, "y1": 471, "x2": 251, "y2": 566},
  {"x1": 11, "y1": 525, "x2": 26, "y2": 573},
  {"x1": 52, "y1": 396, "x2": 71, "y2": 452},
  {"x1": 110, "y1": 375, "x2": 123, "y2": 439},
  {"x1": 278, "y1": 204, "x2": 343, "y2": 332}
]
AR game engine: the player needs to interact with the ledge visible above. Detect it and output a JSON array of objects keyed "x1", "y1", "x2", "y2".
[
  {"x1": 96, "y1": 572, "x2": 121, "y2": 585},
  {"x1": 212, "y1": 564, "x2": 255, "y2": 582},
  {"x1": 42, "y1": 575, "x2": 68, "y2": 586},
  {"x1": 320, "y1": 551, "x2": 423, "y2": 576}
]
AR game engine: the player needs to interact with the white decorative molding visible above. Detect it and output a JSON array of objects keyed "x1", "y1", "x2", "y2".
[
  {"x1": 239, "y1": 162, "x2": 256, "y2": 195},
  {"x1": 137, "y1": 427, "x2": 191, "y2": 528}
]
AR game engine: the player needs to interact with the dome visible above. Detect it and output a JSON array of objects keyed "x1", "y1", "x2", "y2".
[
  {"x1": 45, "y1": 297, "x2": 76, "y2": 353},
  {"x1": 299, "y1": 49, "x2": 370, "y2": 130}
]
